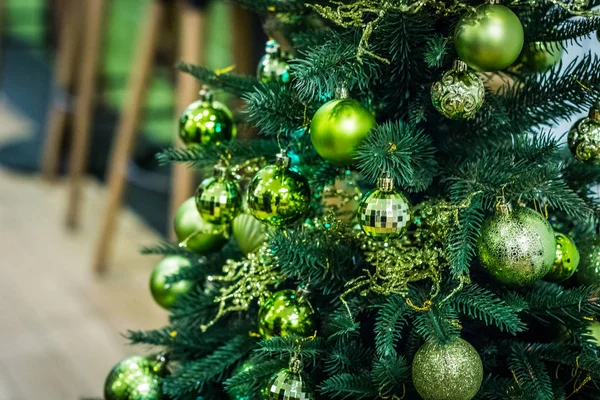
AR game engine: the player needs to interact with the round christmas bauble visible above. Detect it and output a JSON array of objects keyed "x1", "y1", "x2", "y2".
[
  {"x1": 519, "y1": 42, "x2": 563, "y2": 72},
  {"x1": 174, "y1": 197, "x2": 229, "y2": 253},
  {"x1": 320, "y1": 172, "x2": 362, "y2": 221},
  {"x1": 431, "y1": 60, "x2": 485, "y2": 120},
  {"x1": 265, "y1": 358, "x2": 315, "y2": 400},
  {"x1": 545, "y1": 233, "x2": 579, "y2": 282},
  {"x1": 232, "y1": 213, "x2": 268, "y2": 255},
  {"x1": 247, "y1": 154, "x2": 311, "y2": 227},
  {"x1": 412, "y1": 338, "x2": 483, "y2": 400},
  {"x1": 179, "y1": 86, "x2": 236, "y2": 147},
  {"x1": 195, "y1": 167, "x2": 242, "y2": 225},
  {"x1": 104, "y1": 355, "x2": 168, "y2": 400},
  {"x1": 577, "y1": 237, "x2": 600, "y2": 286},
  {"x1": 568, "y1": 107, "x2": 600, "y2": 164},
  {"x1": 227, "y1": 360, "x2": 255, "y2": 400},
  {"x1": 309, "y1": 97, "x2": 375, "y2": 165},
  {"x1": 454, "y1": 4, "x2": 524, "y2": 72},
  {"x1": 150, "y1": 256, "x2": 193, "y2": 309},
  {"x1": 588, "y1": 321, "x2": 600, "y2": 346},
  {"x1": 358, "y1": 176, "x2": 410, "y2": 240},
  {"x1": 257, "y1": 39, "x2": 291, "y2": 84},
  {"x1": 258, "y1": 289, "x2": 316, "y2": 339},
  {"x1": 476, "y1": 206, "x2": 555, "y2": 285}
]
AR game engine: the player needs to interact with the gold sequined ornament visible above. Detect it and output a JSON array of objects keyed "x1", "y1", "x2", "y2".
[
  {"x1": 257, "y1": 39, "x2": 291, "y2": 84},
  {"x1": 174, "y1": 197, "x2": 229, "y2": 253},
  {"x1": 568, "y1": 105, "x2": 600, "y2": 164},
  {"x1": 545, "y1": 233, "x2": 580, "y2": 282},
  {"x1": 357, "y1": 175, "x2": 411, "y2": 240},
  {"x1": 431, "y1": 60, "x2": 485, "y2": 120},
  {"x1": 265, "y1": 357, "x2": 315, "y2": 400},
  {"x1": 247, "y1": 153, "x2": 311, "y2": 227},
  {"x1": 412, "y1": 338, "x2": 483, "y2": 400},
  {"x1": 476, "y1": 205, "x2": 555, "y2": 286},
  {"x1": 195, "y1": 165, "x2": 243, "y2": 225},
  {"x1": 179, "y1": 86, "x2": 236, "y2": 147},
  {"x1": 258, "y1": 289, "x2": 316, "y2": 339},
  {"x1": 577, "y1": 236, "x2": 600, "y2": 286},
  {"x1": 149, "y1": 256, "x2": 193, "y2": 309},
  {"x1": 104, "y1": 354, "x2": 168, "y2": 400},
  {"x1": 519, "y1": 41, "x2": 563, "y2": 72},
  {"x1": 232, "y1": 213, "x2": 268, "y2": 255}
]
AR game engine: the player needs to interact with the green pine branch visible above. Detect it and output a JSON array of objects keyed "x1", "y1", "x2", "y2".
[
  {"x1": 176, "y1": 61, "x2": 258, "y2": 97},
  {"x1": 374, "y1": 295, "x2": 410, "y2": 358},
  {"x1": 140, "y1": 242, "x2": 194, "y2": 257},
  {"x1": 507, "y1": 343, "x2": 553, "y2": 399},
  {"x1": 324, "y1": 341, "x2": 374, "y2": 375},
  {"x1": 522, "y1": 282, "x2": 600, "y2": 324},
  {"x1": 253, "y1": 335, "x2": 323, "y2": 362},
  {"x1": 319, "y1": 373, "x2": 377, "y2": 400},
  {"x1": 371, "y1": 355, "x2": 410, "y2": 397}
]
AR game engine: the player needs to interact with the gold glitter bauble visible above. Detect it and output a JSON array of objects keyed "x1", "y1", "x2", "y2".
[
  {"x1": 545, "y1": 233, "x2": 580, "y2": 282},
  {"x1": 258, "y1": 289, "x2": 316, "y2": 339},
  {"x1": 431, "y1": 60, "x2": 485, "y2": 120},
  {"x1": 412, "y1": 338, "x2": 483, "y2": 400},
  {"x1": 568, "y1": 107, "x2": 600, "y2": 164},
  {"x1": 577, "y1": 237, "x2": 600, "y2": 286}
]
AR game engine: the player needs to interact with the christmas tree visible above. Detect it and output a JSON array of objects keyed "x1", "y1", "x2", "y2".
[{"x1": 104, "y1": 1, "x2": 600, "y2": 400}]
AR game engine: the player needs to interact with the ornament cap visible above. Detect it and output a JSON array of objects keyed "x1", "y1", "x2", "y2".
[
  {"x1": 289, "y1": 356, "x2": 304, "y2": 374},
  {"x1": 486, "y1": 0, "x2": 501, "y2": 4},
  {"x1": 213, "y1": 163, "x2": 228, "y2": 179},
  {"x1": 377, "y1": 175, "x2": 395, "y2": 192},
  {"x1": 495, "y1": 198, "x2": 512, "y2": 214},
  {"x1": 589, "y1": 106, "x2": 600, "y2": 123},
  {"x1": 453, "y1": 59, "x2": 468, "y2": 73},
  {"x1": 265, "y1": 39, "x2": 281, "y2": 54},
  {"x1": 275, "y1": 152, "x2": 291, "y2": 168},
  {"x1": 335, "y1": 86, "x2": 350, "y2": 99},
  {"x1": 198, "y1": 85, "x2": 215, "y2": 103}
]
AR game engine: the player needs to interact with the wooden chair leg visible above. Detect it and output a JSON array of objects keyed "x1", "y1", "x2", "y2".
[
  {"x1": 92, "y1": 0, "x2": 166, "y2": 274},
  {"x1": 64, "y1": 0, "x2": 107, "y2": 229},
  {"x1": 41, "y1": 0, "x2": 83, "y2": 182},
  {"x1": 231, "y1": 4, "x2": 255, "y2": 75},
  {"x1": 168, "y1": 1, "x2": 206, "y2": 239}
]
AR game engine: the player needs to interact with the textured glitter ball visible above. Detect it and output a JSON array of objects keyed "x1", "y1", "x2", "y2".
[
  {"x1": 104, "y1": 355, "x2": 167, "y2": 400},
  {"x1": 258, "y1": 289, "x2": 316, "y2": 339},
  {"x1": 358, "y1": 177, "x2": 410, "y2": 240},
  {"x1": 431, "y1": 60, "x2": 485, "y2": 120},
  {"x1": 265, "y1": 367, "x2": 315, "y2": 400}
]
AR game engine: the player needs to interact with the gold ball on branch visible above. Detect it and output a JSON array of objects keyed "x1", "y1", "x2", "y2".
[
  {"x1": 519, "y1": 42, "x2": 563, "y2": 73},
  {"x1": 150, "y1": 256, "x2": 193, "y2": 309},
  {"x1": 577, "y1": 237, "x2": 600, "y2": 286},
  {"x1": 568, "y1": 106, "x2": 600, "y2": 165},
  {"x1": 174, "y1": 197, "x2": 229, "y2": 254},
  {"x1": 545, "y1": 233, "x2": 580, "y2": 282},
  {"x1": 431, "y1": 60, "x2": 485, "y2": 120},
  {"x1": 232, "y1": 213, "x2": 268, "y2": 255},
  {"x1": 257, "y1": 39, "x2": 291, "y2": 84},
  {"x1": 195, "y1": 166, "x2": 243, "y2": 225},
  {"x1": 258, "y1": 289, "x2": 316, "y2": 339},
  {"x1": 104, "y1": 355, "x2": 168, "y2": 400}
]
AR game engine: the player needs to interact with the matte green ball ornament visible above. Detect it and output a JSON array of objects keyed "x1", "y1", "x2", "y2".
[
  {"x1": 577, "y1": 237, "x2": 600, "y2": 286},
  {"x1": 309, "y1": 92, "x2": 376, "y2": 165},
  {"x1": 232, "y1": 213, "x2": 268, "y2": 255},
  {"x1": 174, "y1": 197, "x2": 229, "y2": 253},
  {"x1": 150, "y1": 256, "x2": 193, "y2": 309},
  {"x1": 257, "y1": 39, "x2": 291, "y2": 84},
  {"x1": 357, "y1": 175, "x2": 411, "y2": 240},
  {"x1": 179, "y1": 86, "x2": 236, "y2": 147},
  {"x1": 258, "y1": 289, "x2": 316, "y2": 339},
  {"x1": 454, "y1": 4, "x2": 524, "y2": 72},
  {"x1": 568, "y1": 106, "x2": 600, "y2": 164},
  {"x1": 476, "y1": 205, "x2": 555, "y2": 285},
  {"x1": 412, "y1": 338, "x2": 483, "y2": 400},
  {"x1": 247, "y1": 154, "x2": 311, "y2": 227},
  {"x1": 265, "y1": 357, "x2": 315, "y2": 400},
  {"x1": 431, "y1": 60, "x2": 485, "y2": 120},
  {"x1": 545, "y1": 233, "x2": 580, "y2": 282},
  {"x1": 195, "y1": 166, "x2": 243, "y2": 225},
  {"x1": 104, "y1": 355, "x2": 168, "y2": 400},
  {"x1": 519, "y1": 42, "x2": 563, "y2": 72}
]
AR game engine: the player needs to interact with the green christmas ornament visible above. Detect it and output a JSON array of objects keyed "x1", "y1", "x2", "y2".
[
  {"x1": 195, "y1": 166, "x2": 243, "y2": 225},
  {"x1": 568, "y1": 106, "x2": 600, "y2": 164},
  {"x1": 476, "y1": 205, "x2": 555, "y2": 286},
  {"x1": 412, "y1": 338, "x2": 483, "y2": 400},
  {"x1": 104, "y1": 355, "x2": 168, "y2": 400},
  {"x1": 358, "y1": 175, "x2": 411, "y2": 240},
  {"x1": 265, "y1": 357, "x2": 315, "y2": 400},
  {"x1": 309, "y1": 91, "x2": 376, "y2": 165},
  {"x1": 545, "y1": 233, "x2": 580, "y2": 282},
  {"x1": 227, "y1": 359, "x2": 255, "y2": 400},
  {"x1": 247, "y1": 153, "x2": 311, "y2": 227},
  {"x1": 577, "y1": 237, "x2": 600, "y2": 286},
  {"x1": 519, "y1": 41, "x2": 563, "y2": 72},
  {"x1": 258, "y1": 289, "x2": 316, "y2": 339},
  {"x1": 232, "y1": 213, "x2": 268, "y2": 255},
  {"x1": 174, "y1": 197, "x2": 229, "y2": 253},
  {"x1": 179, "y1": 86, "x2": 236, "y2": 147},
  {"x1": 150, "y1": 256, "x2": 193, "y2": 309},
  {"x1": 587, "y1": 321, "x2": 600, "y2": 346},
  {"x1": 454, "y1": 4, "x2": 524, "y2": 72},
  {"x1": 257, "y1": 39, "x2": 291, "y2": 84},
  {"x1": 431, "y1": 60, "x2": 485, "y2": 120}
]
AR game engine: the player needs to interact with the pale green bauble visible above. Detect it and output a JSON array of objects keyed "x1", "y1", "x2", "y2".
[
  {"x1": 150, "y1": 256, "x2": 193, "y2": 309},
  {"x1": 232, "y1": 213, "x2": 268, "y2": 255},
  {"x1": 174, "y1": 197, "x2": 229, "y2": 253},
  {"x1": 412, "y1": 338, "x2": 483, "y2": 400},
  {"x1": 519, "y1": 42, "x2": 563, "y2": 72},
  {"x1": 104, "y1": 355, "x2": 168, "y2": 400},
  {"x1": 545, "y1": 233, "x2": 579, "y2": 282},
  {"x1": 454, "y1": 4, "x2": 524, "y2": 72},
  {"x1": 577, "y1": 237, "x2": 600, "y2": 286},
  {"x1": 309, "y1": 98, "x2": 375, "y2": 165},
  {"x1": 431, "y1": 60, "x2": 485, "y2": 120},
  {"x1": 258, "y1": 289, "x2": 316, "y2": 339}
]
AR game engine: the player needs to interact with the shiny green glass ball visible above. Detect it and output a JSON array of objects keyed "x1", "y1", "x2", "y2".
[
  {"x1": 519, "y1": 42, "x2": 563, "y2": 72},
  {"x1": 265, "y1": 368, "x2": 315, "y2": 400},
  {"x1": 358, "y1": 188, "x2": 410, "y2": 240},
  {"x1": 476, "y1": 207, "x2": 555, "y2": 286},
  {"x1": 412, "y1": 338, "x2": 483, "y2": 400},
  {"x1": 174, "y1": 197, "x2": 229, "y2": 253},
  {"x1": 568, "y1": 114, "x2": 600, "y2": 164},
  {"x1": 431, "y1": 67, "x2": 485, "y2": 120},
  {"x1": 258, "y1": 289, "x2": 316, "y2": 339},
  {"x1": 104, "y1": 356, "x2": 167, "y2": 400},
  {"x1": 179, "y1": 99, "x2": 236, "y2": 147},
  {"x1": 247, "y1": 163, "x2": 310, "y2": 227},
  {"x1": 257, "y1": 40, "x2": 291, "y2": 84},
  {"x1": 232, "y1": 213, "x2": 268, "y2": 255},
  {"x1": 454, "y1": 4, "x2": 524, "y2": 72},
  {"x1": 577, "y1": 237, "x2": 600, "y2": 286},
  {"x1": 150, "y1": 256, "x2": 193, "y2": 309},
  {"x1": 587, "y1": 321, "x2": 600, "y2": 346},
  {"x1": 309, "y1": 98, "x2": 376, "y2": 165},
  {"x1": 545, "y1": 233, "x2": 580, "y2": 282},
  {"x1": 195, "y1": 176, "x2": 242, "y2": 225}
]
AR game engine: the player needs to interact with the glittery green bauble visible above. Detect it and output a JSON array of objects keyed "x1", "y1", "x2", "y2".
[
  {"x1": 568, "y1": 109, "x2": 600, "y2": 164},
  {"x1": 454, "y1": 4, "x2": 524, "y2": 72},
  {"x1": 309, "y1": 98, "x2": 375, "y2": 165},
  {"x1": 179, "y1": 89, "x2": 236, "y2": 147},
  {"x1": 104, "y1": 355, "x2": 167, "y2": 400},
  {"x1": 545, "y1": 233, "x2": 580, "y2": 282},
  {"x1": 232, "y1": 213, "x2": 268, "y2": 255},
  {"x1": 257, "y1": 39, "x2": 291, "y2": 84},
  {"x1": 247, "y1": 156, "x2": 310, "y2": 227},
  {"x1": 195, "y1": 174, "x2": 242, "y2": 225},
  {"x1": 265, "y1": 368, "x2": 315, "y2": 400},
  {"x1": 476, "y1": 207, "x2": 555, "y2": 285},
  {"x1": 150, "y1": 256, "x2": 193, "y2": 309},
  {"x1": 519, "y1": 42, "x2": 563, "y2": 72},
  {"x1": 412, "y1": 339, "x2": 483, "y2": 400},
  {"x1": 174, "y1": 197, "x2": 229, "y2": 253},
  {"x1": 258, "y1": 289, "x2": 316, "y2": 339},
  {"x1": 431, "y1": 61, "x2": 484, "y2": 120},
  {"x1": 577, "y1": 237, "x2": 600, "y2": 286},
  {"x1": 358, "y1": 186, "x2": 411, "y2": 240}
]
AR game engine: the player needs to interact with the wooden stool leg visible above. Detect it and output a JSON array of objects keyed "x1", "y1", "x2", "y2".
[
  {"x1": 65, "y1": 0, "x2": 107, "y2": 228},
  {"x1": 92, "y1": 0, "x2": 166, "y2": 274},
  {"x1": 41, "y1": 0, "x2": 82, "y2": 182},
  {"x1": 168, "y1": 1, "x2": 206, "y2": 239}
]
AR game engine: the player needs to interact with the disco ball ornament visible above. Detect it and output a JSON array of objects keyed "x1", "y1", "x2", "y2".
[
  {"x1": 150, "y1": 256, "x2": 193, "y2": 309},
  {"x1": 577, "y1": 237, "x2": 600, "y2": 286},
  {"x1": 568, "y1": 106, "x2": 600, "y2": 164},
  {"x1": 545, "y1": 233, "x2": 579, "y2": 282},
  {"x1": 258, "y1": 289, "x2": 316, "y2": 339},
  {"x1": 431, "y1": 60, "x2": 485, "y2": 120},
  {"x1": 104, "y1": 354, "x2": 168, "y2": 400},
  {"x1": 195, "y1": 166, "x2": 243, "y2": 225},
  {"x1": 265, "y1": 358, "x2": 315, "y2": 400},
  {"x1": 174, "y1": 197, "x2": 229, "y2": 253},
  {"x1": 257, "y1": 39, "x2": 291, "y2": 84}
]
